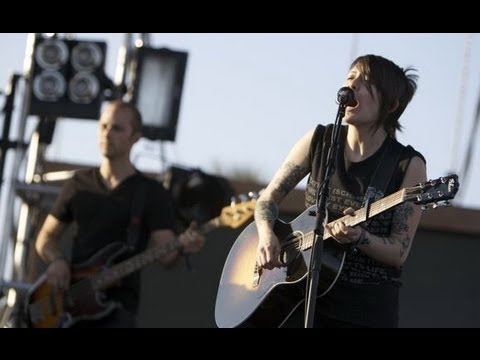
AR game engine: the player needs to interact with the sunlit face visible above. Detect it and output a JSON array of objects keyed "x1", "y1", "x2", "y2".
[
  {"x1": 342, "y1": 66, "x2": 381, "y2": 127},
  {"x1": 97, "y1": 104, "x2": 140, "y2": 159}
]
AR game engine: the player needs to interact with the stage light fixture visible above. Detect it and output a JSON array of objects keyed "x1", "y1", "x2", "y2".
[
  {"x1": 32, "y1": 70, "x2": 66, "y2": 102},
  {"x1": 68, "y1": 72, "x2": 100, "y2": 104},
  {"x1": 27, "y1": 34, "x2": 107, "y2": 120},
  {"x1": 129, "y1": 46, "x2": 188, "y2": 141},
  {"x1": 70, "y1": 42, "x2": 104, "y2": 71},
  {"x1": 35, "y1": 39, "x2": 69, "y2": 70}
]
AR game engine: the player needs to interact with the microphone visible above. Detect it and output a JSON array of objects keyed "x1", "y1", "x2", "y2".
[{"x1": 337, "y1": 87, "x2": 356, "y2": 107}]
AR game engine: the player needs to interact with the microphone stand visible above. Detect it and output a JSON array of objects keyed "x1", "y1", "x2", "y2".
[{"x1": 304, "y1": 88, "x2": 352, "y2": 328}]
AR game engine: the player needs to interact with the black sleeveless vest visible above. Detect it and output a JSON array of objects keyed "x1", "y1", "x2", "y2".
[{"x1": 304, "y1": 124, "x2": 426, "y2": 327}]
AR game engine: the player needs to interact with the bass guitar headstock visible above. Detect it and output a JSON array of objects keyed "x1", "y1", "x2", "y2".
[{"x1": 218, "y1": 191, "x2": 260, "y2": 229}]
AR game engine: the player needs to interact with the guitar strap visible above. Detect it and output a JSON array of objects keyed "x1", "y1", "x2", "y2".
[
  {"x1": 319, "y1": 124, "x2": 405, "y2": 210},
  {"x1": 126, "y1": 178, "x2": 148, "y2": 253},
  {"x1": 361, "y1": 137, "x2": 404, "y2": 207}
]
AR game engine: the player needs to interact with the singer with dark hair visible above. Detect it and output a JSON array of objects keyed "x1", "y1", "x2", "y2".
[{"x1": 253, "y1": 54, "x2": 427, "y2": 328}]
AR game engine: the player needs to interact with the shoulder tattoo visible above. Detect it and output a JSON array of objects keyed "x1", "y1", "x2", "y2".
[{"x1": 272, "y1": 162, "x2": 308, "y2": 197}]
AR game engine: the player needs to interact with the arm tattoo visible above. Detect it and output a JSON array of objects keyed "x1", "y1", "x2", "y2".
[
  {"x1": 391, "y1": 203, "x2": 414, "y2": 235},
  {"x1": 256, "y1": 200, "x2": 279, "y2": 221},
  {"x1": 399, "y1": 235, "x2": 411, "y2": 257},
  {"x1": 391, "y1": 203, "x2": 414, "y2": 257},
  {"x1": 381, "y1": 237, "x2": 396, "y2": 246},
  {"x1": 272, "y1": 162, "x2": 308, "y2": 197}
]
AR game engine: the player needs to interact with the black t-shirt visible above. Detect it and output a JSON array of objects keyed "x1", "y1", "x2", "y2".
[
  {"x1": 305, "y1": 124, "x2": 426, "y2": 327},
  {"x1": 50, "y1": 168, "x2": 176, "y2": 313}
]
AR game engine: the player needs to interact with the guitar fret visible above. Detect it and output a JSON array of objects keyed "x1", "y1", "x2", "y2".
[
  {"x1": 90, "y1": 198, "x2": 257, "y2": 291},
  {"x1": 296, "y1": 189, "x2": 408, "y2": 251},
  {"x1": 294, "y1": 183, "x2": 450, "y2": 253},
  {"x1": 93, "y1": 243, "x2": 177, "y2": 290}
]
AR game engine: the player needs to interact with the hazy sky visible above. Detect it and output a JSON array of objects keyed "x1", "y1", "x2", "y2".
[{"x1": 0, "y1": 33, "x2": 478, "y2": 211}]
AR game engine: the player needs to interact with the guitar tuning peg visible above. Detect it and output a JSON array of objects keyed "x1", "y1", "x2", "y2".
[
  {"x1": 432, "y1": 202, "x2": 439, "y2": 209},
  {"x1": 230, "y1": 196, "x2": 238, "y2": 206},
  {"x1": 421, "y1": 204, "x2": 430, "y2": 211},
  {"x1": 238, "y1": 194, "x2": 249, "y2": 202},
  {"x1": 248, "y1": 191, "x2": 259, "y2": 199},
  {"x1": 436, "y1": 200, "x2": 450, "y2": 208}
]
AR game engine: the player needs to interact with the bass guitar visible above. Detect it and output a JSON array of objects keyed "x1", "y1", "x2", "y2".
[{"x1": 25, "y1": 195, "x2": 257, "y2": 328}]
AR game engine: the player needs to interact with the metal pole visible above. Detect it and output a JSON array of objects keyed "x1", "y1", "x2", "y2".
[{"x1": 0, "y1": 74, "x2": 20, "y2": 272}]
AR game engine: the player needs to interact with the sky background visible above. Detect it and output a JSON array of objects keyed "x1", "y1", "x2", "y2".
[{"x1": 0, "y1": 33, "x2": 478, "y2": 212}]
